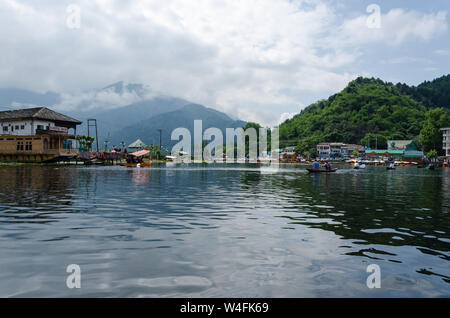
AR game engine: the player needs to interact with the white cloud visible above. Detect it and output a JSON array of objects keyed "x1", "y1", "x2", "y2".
[
  {"x1": 0, "y1": 1, "x2": 448, "y2": 126},
  {"x1": 278, "y1": 112, "x2": 297, "y2": 125},
  {"x1": 54, "y1": 82, "x2": 155, "y2": 112},
  {"x1": 434, "y1": 49, "x2": 450, "y2": 56},
  {"x1": 337, "y1": 9, "x2": 448, "y2": 46}
]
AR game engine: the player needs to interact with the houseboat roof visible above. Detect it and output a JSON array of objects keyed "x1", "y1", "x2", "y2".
[{"x1": 0, "y1": 107, "x2": 81, "y2": 124}]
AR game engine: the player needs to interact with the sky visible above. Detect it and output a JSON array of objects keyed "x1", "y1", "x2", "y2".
[{"x1": 0, "y1": 0, "x2": 449, "y2": 126}]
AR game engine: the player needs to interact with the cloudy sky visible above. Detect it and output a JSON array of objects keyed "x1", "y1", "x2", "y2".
[{"x1": 0, "y1": 0, "x2": 449, "y2": 126}]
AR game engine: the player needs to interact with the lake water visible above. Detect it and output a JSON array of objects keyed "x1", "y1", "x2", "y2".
[{"x1": 0, "y1": 163, "x2": 449, "y2": 297}]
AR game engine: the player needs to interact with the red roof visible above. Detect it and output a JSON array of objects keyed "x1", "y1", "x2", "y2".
[{"x1": 130, "y1": 149, "x2": 150, "y2": 157}]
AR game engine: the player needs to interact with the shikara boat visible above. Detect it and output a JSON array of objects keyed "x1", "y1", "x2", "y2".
[
  {"x1": 121, "y1": 149, "x2": 152, "y2": 168},
  {"x1": 121, "y1": 160, "x2": 152, "y2": 168},
  {"x1": 307, "y1": 168, "x2": 338, "y2": 173}
]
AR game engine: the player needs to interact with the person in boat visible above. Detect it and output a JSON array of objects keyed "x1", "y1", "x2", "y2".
[
  {"x1": 312, "y1": 160, "x2": 320, "y2": 170},
  {"x1": 389, "y1": 162, "x2": 395, "y2": 169},
  {"x1": 324, "y1": 161, "x2": 332, "y2": 171},
  {"x1": 354, "y1": 162, "x2": 360, "y2": 169}
]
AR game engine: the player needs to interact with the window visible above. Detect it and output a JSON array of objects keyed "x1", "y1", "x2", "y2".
[
  {"x1": 25, "y1": 142, "x2": 32, "y2": 151},
  {"x1": 15, "y1": 125, "x2": 19, "y2": 130},
  {"x1": 21, "y1": 125, "x2": 25, "y2": 130},
  {"x1": 16, "y1": 141, "x2": 24, "y2": 151},
  {"x1": 37, "y1": 125, "x2": 44, "y2": 130},
  {"x1": 2, "y1": 127, "x2": 7, "y2": 132}
]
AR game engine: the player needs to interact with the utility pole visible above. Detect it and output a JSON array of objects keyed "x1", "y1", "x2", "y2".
[
  {"x1": 158, "y1": 129, "x2": 162, "y2": 160},
  {"x1": 87, "y1": 119, "x2": 99, "y2": 152},
  {"x1": 158, "y1": 129, "x2": 162, "y2": 150}
]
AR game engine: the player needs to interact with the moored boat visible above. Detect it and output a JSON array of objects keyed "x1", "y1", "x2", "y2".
[
  {"x1": 121, "y1": 160, "x2": 152, "y2": 168},
  {"x1": 121, "y1": 149, "x2": 152, "y2": 168}
]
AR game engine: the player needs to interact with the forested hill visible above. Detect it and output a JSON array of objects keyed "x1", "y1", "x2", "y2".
[
  {"x1": 279, "y1": 76, "x2": 450, "y2": 155},
  {"x1": 396, "y1": 74, "x2": 450, "y2": 109}
]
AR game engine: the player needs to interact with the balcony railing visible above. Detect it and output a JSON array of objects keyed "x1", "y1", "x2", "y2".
[{"x1": 36, "y1": 127, "x2": 70, "y2": 135}]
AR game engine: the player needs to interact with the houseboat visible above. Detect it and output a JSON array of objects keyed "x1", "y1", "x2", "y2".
[{"x1": 0, "y1": 107, "x2": 82, "y2": 163}]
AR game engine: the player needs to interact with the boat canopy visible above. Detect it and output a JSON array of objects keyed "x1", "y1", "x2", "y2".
[{"x1": 130, "y1": 149, "x2": 150, "y2": 157}]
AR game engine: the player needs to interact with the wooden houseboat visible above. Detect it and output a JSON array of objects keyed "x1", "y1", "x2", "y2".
[{"x1": 0, "y1": 107, "x2": 82, "y2": 163}]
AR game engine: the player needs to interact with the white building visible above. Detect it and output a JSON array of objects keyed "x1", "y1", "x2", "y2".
[
  {"x1": 317, "y1": 143, "x2": 331, "y2": 158},
  {"x1": 0, "y1": 107, "x2": 81, "y2": 163},
  {"x1": 442, "y1": 128, "x2": 450, "y2": 157},
  {"x1": 317, "y1": 142, "x2": 348, "y2": 159},
  {"x1": 0, "y1": 107, "x2": 77, "y2": 136}
]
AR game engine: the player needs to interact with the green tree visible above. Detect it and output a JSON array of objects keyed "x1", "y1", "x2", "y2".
[
  {"x1": 360, "y1": 133, "x2": 387, "y2": 149},
  {"x1": 419, "y1": 108, "x2": 450, "y2": 153},
  {"x1": 279, "y1": 77, "x2": 428, "y2": 148},
  {"x1": 427, "y1": 149, "x2": 438, "y2": 162},
  {"x1": 242, "y1": 122, "x2": 274, "y2": 157},
  {"x1": 76, "y1": 135, "x2": 95, "y2": 152},
  {"x1": 147, "y1": 144, "x2": 162, "y2": 160}
]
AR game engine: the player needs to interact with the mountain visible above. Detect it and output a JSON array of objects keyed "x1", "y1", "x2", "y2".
[
  {"x1": 101, "y1": 81, "x2": 147, "y2": 97},
  {"x1": 396, "y1": 74, "x2": 450, "y2": 109},
  {"x1": 70, "y1": 96, "x2": 190, "y2": 141},
  {"x1": 279, "y1": 77, "x2": 436, "y2": 153},
  {"x1": 0, "y1": 82, "x2": 246, "y2": 151},
  {"x1": 109, "y1": 103, "x2": 246, "y2": 150}
]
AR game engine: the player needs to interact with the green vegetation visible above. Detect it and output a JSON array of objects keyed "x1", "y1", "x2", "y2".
[
  {"x1": 419, "y1": 108, "x2": 450, "y2": 153},
  {"x1": 76, "y1": 135, "x2": 95, "y2": 152},
  {"x1": 427, "y1": 149, "x2": 438, "y2": 162},
  {"x1": 279, "y1": 76, "x2": 450, "y2": 156},
  {"x1": 146, "y1": 144, "x2": 162, "y2": 160},
  {"x1": 396, "y1": 74, "x2": 450, "y2": 109}
]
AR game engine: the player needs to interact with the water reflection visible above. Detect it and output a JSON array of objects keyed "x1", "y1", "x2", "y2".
[
  {"x1": 0, "y1": 166, "x2": 77, "y2": 224},
  {"x1": 0, "y1": 164, "x2": 448, "y2": 297},
  {"x1": 240, "y1": 166, "x2": 450, "y2": 284}
]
